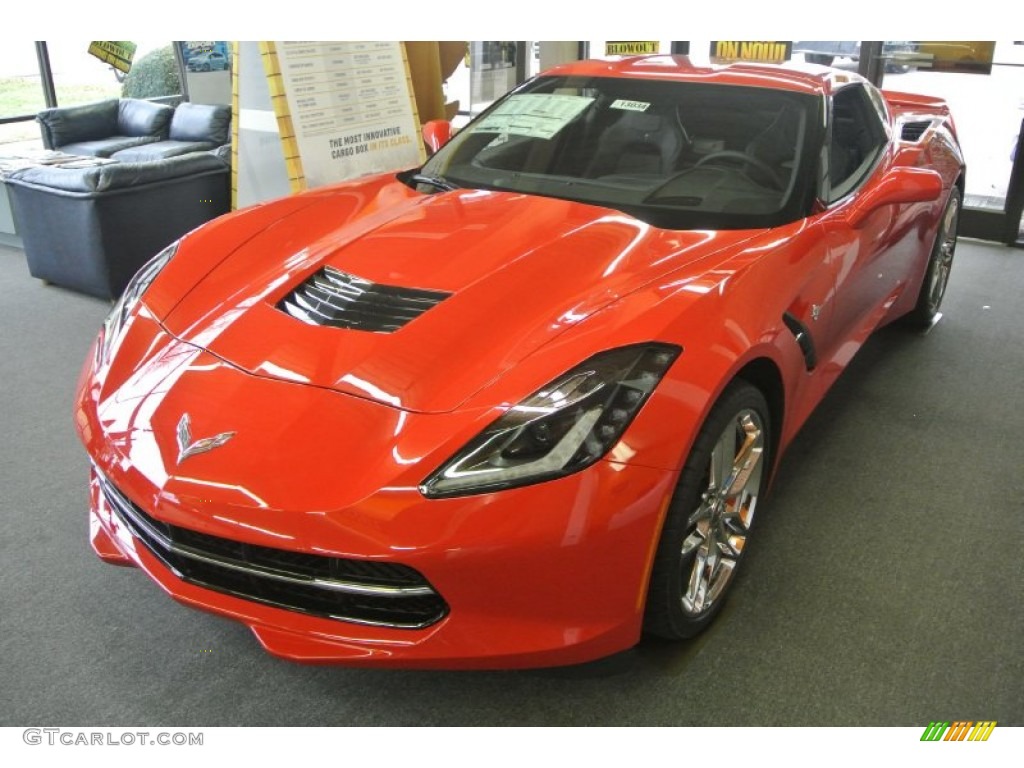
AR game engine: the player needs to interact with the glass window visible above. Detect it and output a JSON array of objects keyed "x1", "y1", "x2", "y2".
[
  {"x1": 880, "y1": 41, "x2": 1024, "y2": 213},
  {"x1": 0, "y1": 42, "x2": 48, "y2": 148},
  {"x1": 46, "y1": 42, "x2": 123, "y2": 108},
  {"x1": 827, "y1": 84, "x2": 888, "y2": 202},
  {"x1": 45, "y1": 40, "x2": 179, "y2": 108}
]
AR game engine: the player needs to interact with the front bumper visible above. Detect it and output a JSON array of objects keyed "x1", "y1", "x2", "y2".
[
  {"x1": 86, "y1": 460, "x2": 674, "y2": 669},
  {"x1": 76, "y1": 312, "x2": 679, "y2": 668}
]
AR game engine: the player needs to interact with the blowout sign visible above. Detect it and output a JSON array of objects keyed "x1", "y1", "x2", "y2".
[
  {"x1": 87, "y1": 41, "x2": 137, "y2": 74},
  {"x1": 606, "y1": 41, "x2": 660, "y2": 56},
  {"x1": 710, "y1": 41, "x2": 792, "y2": 64},
  {"x1": 269, "y1": 41, "x2": 424, "y2": 189}
]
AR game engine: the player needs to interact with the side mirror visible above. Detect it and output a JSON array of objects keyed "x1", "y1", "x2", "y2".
[
  {"x1": 848, "y1": 166, "x2": 943, "y2": 229},
  {"x1": 422, "y1": 120, "x2": 453, "y2": 154}
]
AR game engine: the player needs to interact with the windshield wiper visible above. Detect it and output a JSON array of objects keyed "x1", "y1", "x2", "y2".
[{"x1": 406, "y1": 173, "x2": 459, "y2": 192}]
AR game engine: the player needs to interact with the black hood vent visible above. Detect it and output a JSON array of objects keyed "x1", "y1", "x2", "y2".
[
  {"x1": 277, "y1": 266, "x2": 451, "y2": 333},
  {"x1": 900, "y1": 120, "x2": 933, "y2": 142}
]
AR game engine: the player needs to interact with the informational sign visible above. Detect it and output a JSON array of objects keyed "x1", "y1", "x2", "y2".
[
  {"x1": 472, "y1": 94, "x2": 593, "y2": 140},
  {"x1": 274, "y1": 41, "x2": 423, "y2": 188},
  {"x1": 606, "y1": 41, "x2": 660, "y2": 56},
  {"x1": 710, "y1": 41, "x2": 792, "y2": 64},
  {"x1": 87, "y1": 41, "x2": 136, "y2": 74}
]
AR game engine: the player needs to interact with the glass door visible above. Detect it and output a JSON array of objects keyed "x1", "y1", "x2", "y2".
[{"x1": 879, "y1": 41, "x2": 1024, "y2": 245}]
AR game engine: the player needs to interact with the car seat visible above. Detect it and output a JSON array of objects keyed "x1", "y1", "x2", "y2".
[{"x1": 587, "y1": 108, "x2": 688, "y2": 178}]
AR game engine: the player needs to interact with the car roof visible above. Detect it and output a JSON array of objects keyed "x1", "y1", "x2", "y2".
[{"x1": 544, "y1": 55, "x2": 863, "y2": 97}]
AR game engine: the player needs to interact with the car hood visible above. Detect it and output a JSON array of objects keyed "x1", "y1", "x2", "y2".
[{"x1": 160, "y1": 178, "x2": 761, "y2": 413}]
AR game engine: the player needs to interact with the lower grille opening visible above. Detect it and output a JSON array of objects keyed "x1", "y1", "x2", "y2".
[{"x1": 98, "y1": 473, "x2": 448, "y2": 629}]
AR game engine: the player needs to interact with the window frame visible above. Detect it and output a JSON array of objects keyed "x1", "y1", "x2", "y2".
[{"x1": 822, "y1": 82, "x2": 891, "y2": 205}]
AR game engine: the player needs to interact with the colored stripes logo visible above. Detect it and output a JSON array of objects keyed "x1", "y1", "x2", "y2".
[{"x1": 921, "y1": 721, "x2": 997, "y2": 741}]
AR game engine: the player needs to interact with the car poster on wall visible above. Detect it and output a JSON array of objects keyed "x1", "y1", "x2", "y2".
[{"x1": 179, "y1": 41, "x2": 232, "y2": 73}]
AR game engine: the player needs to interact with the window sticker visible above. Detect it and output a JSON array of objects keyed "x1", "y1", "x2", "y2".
[
  {"x1": 610, "y1": 99, "x2": 650, "y2": 112},
  {"x1": 472, "y1": 94, "x2": 595, "y2": 140}
]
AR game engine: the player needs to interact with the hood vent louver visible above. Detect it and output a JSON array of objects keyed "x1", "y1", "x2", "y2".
[
  {"x1": 900, "y1": 120, "x2": 933, "y2": 142},
  {"x1": 277, "y1": 266, "x2": 451, "y2": 333}
]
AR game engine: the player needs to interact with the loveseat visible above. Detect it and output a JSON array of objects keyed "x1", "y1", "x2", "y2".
[
  {"x1": 36, "y1": 98, "x2": 231, "y2": 161},
  {"x1": 5, "y1": 152, "x2": 230, "y2": 299}
]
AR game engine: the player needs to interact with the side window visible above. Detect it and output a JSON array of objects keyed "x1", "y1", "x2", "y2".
[{"x1": 827, "y1": 85, "x2": 888, "y2": 202}]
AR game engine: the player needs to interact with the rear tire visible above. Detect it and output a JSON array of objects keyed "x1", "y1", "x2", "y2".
[
  {"x1": 906, "y1": 187, "x2": 961, "y2": 328},
  {"x1": 644, "y1": 381, "x2": 771, "y2": 639},
  {"x1": 805, "y1": 54, "x2": 835, "y2": 66}
]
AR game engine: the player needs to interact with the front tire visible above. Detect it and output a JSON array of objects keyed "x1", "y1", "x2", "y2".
[
  {"x1": 644, "y1": 381, "x2": 771, "y2": 639},
  {"x1": 907, "y1": 187, "x2": 961, "y2": 328}
]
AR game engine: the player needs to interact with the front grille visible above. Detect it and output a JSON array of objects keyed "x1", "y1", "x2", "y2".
[
  {"x1": 901, "y1": 120, "x2": 933, "y2": 142},
  {"x1": 98, "y1": 474, "x2": 448, "y2": 629},
  {"x1": 277, "y1": 265, "x2": 450, "y2": 332}
]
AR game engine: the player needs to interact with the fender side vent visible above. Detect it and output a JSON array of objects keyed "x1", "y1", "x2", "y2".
[
  {"x1": 278, "y1": 266, "x2": 451, "y2": 333},
  {"x1": 783, "y1": 312, "x2": 818, "y2": 372}
]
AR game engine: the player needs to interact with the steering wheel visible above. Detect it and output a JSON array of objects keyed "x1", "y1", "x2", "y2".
[{"x1": 695, "y1": 150, "x2": 784, "y2": 189}]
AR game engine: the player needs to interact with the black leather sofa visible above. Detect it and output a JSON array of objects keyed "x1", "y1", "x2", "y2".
[
  {"x1": 36, "y1": 99, "x2": 231, "y2": 162},
  {"x1": 5, "y1": 152, "x2": 230, "y2": 299},
  {"x1": 36, "y1": 98, "x2": 174, "y2": 158}
]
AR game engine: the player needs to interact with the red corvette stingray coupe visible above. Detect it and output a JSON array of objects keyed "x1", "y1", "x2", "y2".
[{"x1": 75, "y1": 56, "x2": 964, "y2": 668}]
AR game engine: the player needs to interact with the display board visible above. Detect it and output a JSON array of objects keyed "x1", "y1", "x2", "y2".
[{"x1": 270, "y1": 41, "x2": 424, "y2": 189}]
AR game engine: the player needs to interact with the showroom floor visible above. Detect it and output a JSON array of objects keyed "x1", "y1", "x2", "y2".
[{"x1": 0, "y1": 238, "x2": 1021, "y2": 727}]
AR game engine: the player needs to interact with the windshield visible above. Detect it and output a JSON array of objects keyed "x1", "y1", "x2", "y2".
[{"x1": 421, "y1": 75, "x2": 823, "y2": 230}]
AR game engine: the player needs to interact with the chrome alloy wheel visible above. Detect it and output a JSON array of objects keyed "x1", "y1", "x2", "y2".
[
  {"x1": 680, "y1": 408, "x2": 765, "y2": 617},
  {"x1": 926, "y1": 193, "x2": 960, "y2": 312}
]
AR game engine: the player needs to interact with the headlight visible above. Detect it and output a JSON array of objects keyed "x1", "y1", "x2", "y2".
[
  {"x1": 420, "y1": 343, "x2": 681, "y2": 498},
  {"x1": 98, "y1": 241, "x2": 178, "y2": 364}
]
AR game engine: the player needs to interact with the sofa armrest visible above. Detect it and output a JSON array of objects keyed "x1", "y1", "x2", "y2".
[{"x1": 36, "y1": 99, "x2": 119, "y2": 149}]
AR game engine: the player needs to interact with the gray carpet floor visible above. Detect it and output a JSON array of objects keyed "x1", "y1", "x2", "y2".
[{"x1": 1, "y1": 238, "x2": 1021, "y2": 726}]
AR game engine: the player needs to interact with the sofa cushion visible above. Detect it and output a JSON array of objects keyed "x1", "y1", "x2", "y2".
[
  {"x1": 6, "y1": 152, "x2": 231, "y2": 197},
  {"x1": 117, "y1": 99, "x2": 173, "y2": 138},
  {"x1": 36, "y1": 99, "x2": 119, "y2": 149},
  {"x1": 58, "y1": 136, "x2": 162, "y2": 158},
  {"x1": 111, "y1": 141, "x2": 218, "y2": 162},
  {"x1": 169, "y1": 103, "x2": 231, "y2": 145}
]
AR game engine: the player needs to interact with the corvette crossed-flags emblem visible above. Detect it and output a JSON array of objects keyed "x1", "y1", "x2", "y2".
[{"x1": 176, "y1": 414, "x2": 235, "y2": 465}]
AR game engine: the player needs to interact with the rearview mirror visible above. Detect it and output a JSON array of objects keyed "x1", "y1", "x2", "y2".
[
  {"x1": 848, "y1": 166, "x2": 944, "y2": 229},
  {"x1": 422, "y1": 120, "x2": 453, "y2": 154}
]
